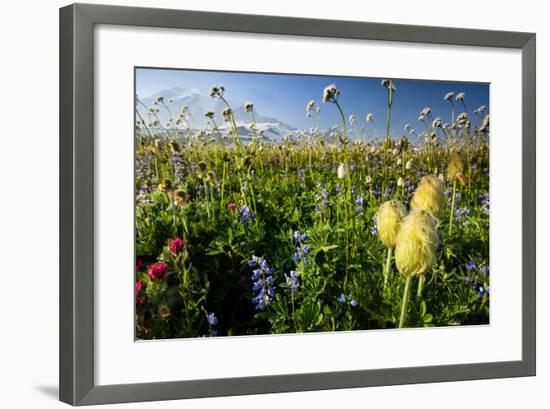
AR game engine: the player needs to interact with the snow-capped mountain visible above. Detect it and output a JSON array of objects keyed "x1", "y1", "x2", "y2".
[{"x1": 137, "y1": 87, "x2": 296, "y2": 141}]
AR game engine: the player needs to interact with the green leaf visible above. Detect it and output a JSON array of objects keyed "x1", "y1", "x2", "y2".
[{"x1": 420, "y1": 300, "x2": 427, "y2": 317}]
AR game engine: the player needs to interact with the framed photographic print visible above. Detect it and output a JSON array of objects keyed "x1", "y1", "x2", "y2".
[{"x1": 59, "y1": 3, "x2": 536, "y2": 405}]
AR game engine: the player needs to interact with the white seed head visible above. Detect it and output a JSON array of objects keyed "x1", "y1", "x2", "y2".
[
  {"x1": 323, "y1": 84, "x2": 340, "y2": 103},
  {"x1": 337, "y1": 163, "x2": 347, "y2": 179},
  {"x1": 444, "y1": 91, "x2": 455, "y2": 101},
  {"x1": 480, "y1": 114, "x2": 490, "y2": 132},
  {"x1": 457, "y1": 112, "x2": 468, "y2": 125},
  {"x1": 222, "y1": 107, "x2": 233, "y2": 122},
  {"x1": 210, "y1": 85, "x2": 225, "y2": 98}
]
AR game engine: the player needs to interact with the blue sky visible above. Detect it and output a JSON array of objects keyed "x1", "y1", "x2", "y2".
[{"x1": 136, "y1": 67, "x2": 489, "y2": 137}]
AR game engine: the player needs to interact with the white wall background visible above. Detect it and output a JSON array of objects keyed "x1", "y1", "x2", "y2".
[{"x1": 0, "y1": 0, "x2": 546, "y2": 407}]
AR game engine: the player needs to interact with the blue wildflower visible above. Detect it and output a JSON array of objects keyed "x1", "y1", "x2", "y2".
[
  {"x1": 171, "y1": 151, "x2": 186, "y2": 184},
  {"x1": 370, "y1": 214, "x2": 378, "y2": 235},
  {"x1": 207, "y1": 312, "x2": 218, "y2": 326},
  {"x1": 285, "y1": 270, "x2": 299, "y2": 295},
  {"x1": 355, "y1": 195, "x2": 365, "y2": 215},
  {"x1": 248, "y1": 255, "x2": 276, "y2": 310},
  {"x1": 248, "y1": 255, "x2": 261, "y2": 267},
  {"x1": 315, "y1": 188, "x2": 330, "y2": 209},
  {"x1": 480, "y1": 264, "x2": 489, "y2": 276},
  {"x1": 337, "y1": 293, "x2": 358, "y2": 307},
  {"x1": 206, "y1": 312, "x2": 218, "y2": 337},
  {"x1": 478, "y1": 286, "x2": 489, "y2": 298},
  {"x1": 465, "y1": 260, "x2": 477, "y2": 271},
  {"x1": 239, "y1": 205, "x2": 255, "y2": 225},
  {"x1": 292, "y1": 233, "x2": 311, "y2": 265},
  {"x1": 292, "y1": 232, "x2": 309, "y2": 244}
]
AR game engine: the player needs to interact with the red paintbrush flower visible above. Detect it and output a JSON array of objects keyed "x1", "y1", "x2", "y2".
[
  {"x1": 147, "y1": 262, "x2": 168, "y2": 281},
  {"x1": 169, "y1": 237, "x2": 184, "y2": 254}
]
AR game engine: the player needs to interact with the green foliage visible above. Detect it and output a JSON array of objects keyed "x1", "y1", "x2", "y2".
[{"x1": 134, "y1": 107, "x2": 490, "y2": 339}]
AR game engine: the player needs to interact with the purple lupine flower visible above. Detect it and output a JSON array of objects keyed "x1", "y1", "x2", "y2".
[
  {"x1": 454, "y1": 207, "x2": 471, "y2": 222},
  {"x1": 248, "y1": 255, "x2": 276, "y2": 310},
  {"x1": 480, "y1": 264, "x2": 489, "y2": 276},
  {"x1": 207, "y1": 312, "x2": 218, "y2": 326},
  {"x1": 171, "y1": 151, "x2": 186, "y2": 184},
  {"x1": 293, "y1": 232, "x2": 309, "y2": 244},
  {"x1": 206, "y1": 312, "x2": 218, "y2": 337},
  {"x1": 292, "y1": 233, "x2": 311, "y2": 265},
  {"x1": 465, "y1": 260, "x2": 477, "y2": 271},
  {"x1": 478, "y1": 286, "x2": 489, "y2": 298},
  {"x1": 315, "y1": 188, "x2": 329, "y2": 209},
  {"x1": 337, "y1": 293, "x2": 358, "y2": 307},
  {"x1": 239, "y1": 205, "x2": 255, "y2": 225},
  {"x1": 355, "y1": 195, "x2": 365, "y2": 215},
  {"x1": 285, "y1": 270, "x2": 298, "y2": 295}
]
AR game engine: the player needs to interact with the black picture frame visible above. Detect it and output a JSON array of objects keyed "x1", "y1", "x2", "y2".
[{"x1": 60, "y1": 3, "x2": 536, "y2": 405}]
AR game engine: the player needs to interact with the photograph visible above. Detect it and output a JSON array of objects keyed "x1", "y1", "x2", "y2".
[{"x1": 134, "y1": 67, "x2": 490, "y2": 340}]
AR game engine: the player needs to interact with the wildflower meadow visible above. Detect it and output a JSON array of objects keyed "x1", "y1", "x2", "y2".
[{"x1": 135, "y1": 70, "x2": 490, "y2": 340}]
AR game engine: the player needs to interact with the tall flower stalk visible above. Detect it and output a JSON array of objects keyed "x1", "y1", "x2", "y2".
[
  {"x1": 323, "y1": 84, "x2": 352, "y2": 284},
  {"x1": 382, "y1": 79, "x2": 395, "y2": 164},
  {"x1": 210, "y1": 85, "x2": 243, "y2": 149}
]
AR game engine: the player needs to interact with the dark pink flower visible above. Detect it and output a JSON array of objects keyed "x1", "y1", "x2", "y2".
[
  {"x1": 135, "y1": 278, "x2": 145, "y2": 305},
  {"x1": 227, "y1": 202, "x2": 237, "y2": 211},
  {"x1": 147, "y1": 262, "x2": 168, "y2": 281},
  {"x1": 169, "y1": 237, "x2": 184, "y2": 254}
]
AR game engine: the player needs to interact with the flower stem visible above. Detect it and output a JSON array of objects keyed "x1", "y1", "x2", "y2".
[
  {"x1": 416, "y1": 275, "x2": 425, "y2": 300},
  {"x1": 383, "y1": 246, "x2": 393, "y2": 290},
  {"x1": 399, "y1": 276, "x2": 412, "y2": 328},
  {"x1": 334, "y1": 100, "x2": 351, "y2": 287},
  {"x1": 448, "y1": 179, "x2": 457, "y2": 235}
]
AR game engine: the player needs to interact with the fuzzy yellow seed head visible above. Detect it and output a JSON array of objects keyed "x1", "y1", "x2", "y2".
[
  {"x1": 197, "y1": 161, "x2": 208, "y2": 173},
  {"x1": 395, "y1": 209, "x2": 438, "y2": 278},
  {"x1": 158, "y1": 178, "x2": 173, "y2": 192},
  {"x1": 447, "y1": 152, "x2": 465, "y2": 180},
  {"x1": 377, "y1": 200, "x2": 407, "y2": 248},
  {"x1": 168, "y1": 140, "x2": 180, "y2": 153},
  {"x1": 173, "y1": 189, "x2": 188, "y2": 207},
  {"x1": 410, "y1": 175, "x2": 446, "y2": 218}
]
